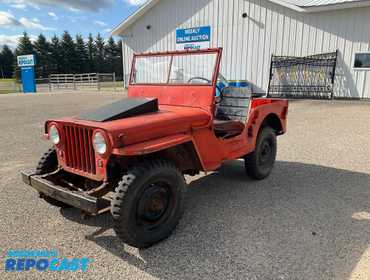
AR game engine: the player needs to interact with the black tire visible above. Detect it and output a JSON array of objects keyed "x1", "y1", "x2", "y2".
[
  {"x1": 35, "y1": 148, "x2": 70, "y2": 208},
  {"x1": 111, "y1": 160, "x2": 186, "y2": 248},
  {"x1": 35, "y1": 147, "x2": 58, "y2": 175},
  {"x1": 245, "y1": 127, "x2": 277, "y2": 180}
]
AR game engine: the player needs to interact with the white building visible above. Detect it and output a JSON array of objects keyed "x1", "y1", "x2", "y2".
[{"x1": 112, "y1": 0, "x2": 370, "y2": 99}]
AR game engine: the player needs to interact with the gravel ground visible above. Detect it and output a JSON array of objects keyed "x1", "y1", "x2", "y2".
[{"x1": 0, "y1": 92, "x2": 369, "y2": 280}]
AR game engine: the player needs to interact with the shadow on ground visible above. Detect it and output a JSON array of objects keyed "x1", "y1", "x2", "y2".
[{"x1": 61, "y1": 161, "x2": 370, "y2": 280}]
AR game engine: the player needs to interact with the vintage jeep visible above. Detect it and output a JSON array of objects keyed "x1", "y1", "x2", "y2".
[{"x1": 21, "y1": 48, "x2": 288, "y2": 248}]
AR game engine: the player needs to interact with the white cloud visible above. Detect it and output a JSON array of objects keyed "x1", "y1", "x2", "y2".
[
  {"x1": 0, "y1": 34, "x2": 19, "y2": 48},
  {"x1": 0, "y1": 11, "x2": 21, "y2": 27},
  {"x1": 0, "y1": 10, "x2": 55, "y2": 30},
  {"x1": 94, "y1": 20, "x2": 107, "y2": 27},
  {"x1": 48, "y1": 11, "x2": 58, "y2": 20},
  {"x1": 1, "y1": 0, "x2": 114, "y2": 12},
  {"x1": 68, "y1": 7, "x2": 80, "y2": 13},
  {"x1": 104, "y1": 28, "x2": 112, "y2": 33},
  {"x1": 10, "y1": 3, "x2": 27, "y2": 9},
  {"x1": 19, "y1": 17, "x2": 55, "y2": 30},
  {"x1": 125, "y1": 0, "x2": 146, "y2": 6},
  {"x1": 0, "y1": 34, "x2": 37, "y2": 49}
]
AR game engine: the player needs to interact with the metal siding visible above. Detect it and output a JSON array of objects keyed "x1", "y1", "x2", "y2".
[{"x1": 120, "y1": 0, "x2": 370, "y2": 98}]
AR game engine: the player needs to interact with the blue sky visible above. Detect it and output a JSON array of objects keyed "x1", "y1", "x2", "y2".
[{"x1": 0, "y1": 0, "x2": 146, "y2": 48}]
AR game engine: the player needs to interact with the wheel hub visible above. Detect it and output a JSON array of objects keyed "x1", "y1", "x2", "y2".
[{"x1": 137, "y1": 184, "x2": 170, "y2": 223}]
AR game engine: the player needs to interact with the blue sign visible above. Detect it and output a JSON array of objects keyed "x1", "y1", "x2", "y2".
[
  {"x1": 18, "y1": 54, "x2": 37, "y2": 93},
  {"x1": 176, "y1": 26, "x2": 211, "y2": 50},
  {"x1": 21, "y1": 66, "x2": 36, "y2": 93}
]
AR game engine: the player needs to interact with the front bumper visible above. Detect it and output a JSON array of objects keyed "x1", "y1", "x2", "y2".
[{"x1": 21, "y1": 170, "x2": 107, "y2": 214}]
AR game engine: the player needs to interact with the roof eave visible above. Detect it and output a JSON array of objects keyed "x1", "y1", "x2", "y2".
[
  {"x1": 274, "y1": 0, "x2": 370, "y2": 12},
  {"x1": 268, "y1": 0, "x2": 307, "y2": 12},
  {"x1": 111, "y1": 0, "x2": 160, "y2": 36},
  {"x1": 303, "y1": 0, "x2": 370, "y2": 12}
]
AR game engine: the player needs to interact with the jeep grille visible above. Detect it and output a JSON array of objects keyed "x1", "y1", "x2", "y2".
[{"x1": 62, "y1": 125, "x2": 96, "y2": 175}]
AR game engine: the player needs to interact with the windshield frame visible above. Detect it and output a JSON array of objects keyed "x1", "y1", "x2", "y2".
[{"x1": 129, "y1": 48, "x2": 222, "y2": 87}]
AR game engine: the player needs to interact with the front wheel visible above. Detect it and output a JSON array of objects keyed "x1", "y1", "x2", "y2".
[
  {"x1": 245, "y1": 127, "x2": 277, "y2": 180},
  {"x1": 111, "y1": 160, "x2": 186, "y2": 248}
]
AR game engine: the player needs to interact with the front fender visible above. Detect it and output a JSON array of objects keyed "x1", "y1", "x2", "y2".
[{"x1": 111, "y1": 134, "x2": 193, "y2": 156}]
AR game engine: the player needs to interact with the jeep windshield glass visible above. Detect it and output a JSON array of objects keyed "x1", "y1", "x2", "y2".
[{"x1": 131, "y1": 52, "x2": 218, "y2": 85}]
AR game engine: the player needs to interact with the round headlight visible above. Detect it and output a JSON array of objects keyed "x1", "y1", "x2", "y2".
[
  {"x1": 93, "y1": 132, "x2": 107, "y2": 155},
  {"x1": 49, "y1": 125, "x2": 60, "y2": 145}
]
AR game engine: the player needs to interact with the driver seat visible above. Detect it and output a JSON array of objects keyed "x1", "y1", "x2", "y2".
[{"x1": 214, "y1": 86, "x2": 251, "y2": 138}]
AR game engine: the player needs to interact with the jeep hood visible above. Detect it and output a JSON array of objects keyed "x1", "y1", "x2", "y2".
[
  {"x1": 52, "y1": 105, "x2": 211, "y2": 147},
  {"x1": 78, "y1": 97, "x2": 159, "y2": 122}
]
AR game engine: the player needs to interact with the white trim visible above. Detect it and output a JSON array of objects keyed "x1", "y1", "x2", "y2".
[
  {"x1": 268, "y1": 0, "x2": 307, "y2": 11},
  {"x1": 111, "y1": 0, "x2": 160, "y2": 36},
  {"x1": 353, "y1": 51, "x2": 370, "y2": 71}
]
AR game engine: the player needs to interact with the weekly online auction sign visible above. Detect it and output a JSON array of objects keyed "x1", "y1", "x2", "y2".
[{"x1": 176, "y1": 26, "x2": 211, "y2": 50}]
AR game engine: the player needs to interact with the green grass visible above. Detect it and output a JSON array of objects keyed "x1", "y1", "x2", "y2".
[
  {"x1": 0, "y1": 78, "x2": 16, "y2": 83},
  {"x1": 0, "y1": 79, "x2": 21, "y2": 94}
]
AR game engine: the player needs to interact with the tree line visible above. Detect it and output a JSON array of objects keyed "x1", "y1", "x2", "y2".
[{"x1": 0, "y1": 31, "x2": 123, "y2": 80}]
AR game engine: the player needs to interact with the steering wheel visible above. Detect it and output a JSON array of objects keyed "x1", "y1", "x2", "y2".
[
  {"x1": 187, "y1": 77, "x2": 212, "y2": 84},
  {"x1": 187, "y1": 77, "x2": 222, "y2": 99}
]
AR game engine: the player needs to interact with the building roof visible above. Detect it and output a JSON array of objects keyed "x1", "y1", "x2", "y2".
[
  {"x1": 112, "y1": 0, "x2": 370, "y2": 36},
  {"x1": 278, "y1": 0, "x2": 370, "y2": 10},
  {"x1": 282, "y1": 0, "x2": 363, "y2": 6}
]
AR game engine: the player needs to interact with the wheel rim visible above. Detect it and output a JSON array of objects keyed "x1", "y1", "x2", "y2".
[
  {"x1": 258, "y1": 138, "x2": 274, "y2": 167},
  {"x1": 136, "y1": 182, "x2": 173, "y2": 230}
]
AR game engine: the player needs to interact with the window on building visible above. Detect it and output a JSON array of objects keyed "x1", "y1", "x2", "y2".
[{"x1": 354, "y1": 52, "x2": 370, "y2": 69}]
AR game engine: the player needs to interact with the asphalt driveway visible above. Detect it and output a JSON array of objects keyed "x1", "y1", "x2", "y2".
[{"x1": 0, "y1": 93, "x2": 369, "y2": 280}]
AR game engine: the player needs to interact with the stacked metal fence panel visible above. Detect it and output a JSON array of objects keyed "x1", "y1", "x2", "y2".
[{"x1": 267, "y1": 51, "x2": 338, "y2": 99}]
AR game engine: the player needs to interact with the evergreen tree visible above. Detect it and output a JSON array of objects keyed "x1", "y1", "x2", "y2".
[
  {"x1": 87, "y1": 33, "x2": 96, "y2": 73},
  {"x1": 104, "y1": 37, "x2": 123, "y2": 79},
  {"x1": 0, "y1": 45, "x2": 14, "y2": 78},
  {"x1": 104, "y1": 36, "x2": 117, "y2": 74},
  {"x1": 49, "y1": 35, "x2": 62, "y2": 74},
  {"x1": 75, "y1": 35, "x2": 88, "y2": 73},
  {"x1": 0, "y1": 49, "x2": 3, "y2": 78},
  {"x1": 34, "y1": 34, "x2": 51, "y2": 78},
  {"x1": 95, "y1": 33, "x2": 105, "y2": 73},
  {"x1": 15, "y1": 32, "x2": 34, "y2": 55},
  {"x1": 8, "y1": 32, "x2": 124, "y2": 78},
  {"x1": 115, "y1": 39, "x2": 123, "y2": 80},
  {"x1": 60, "y1": 31, "x2": 78, "y2": 73},
  {"x1": 14, "y1": 32, "x2": 34, "y2": 78}
]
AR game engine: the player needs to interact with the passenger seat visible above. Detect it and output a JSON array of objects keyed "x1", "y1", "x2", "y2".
[{"x1": 214, "y1": 86, "x2": 251, "y2": 138}]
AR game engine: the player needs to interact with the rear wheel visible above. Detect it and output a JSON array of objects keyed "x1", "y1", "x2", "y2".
[
  {"x1": 245, "y1": 127, "x2": 277, "y2": 180},
  {"x1": 111, "y1": 160, "x2": 186, "y2": 248},
  {"x1": 35, "y1": 148, "x2": 70, "y2": 208}
]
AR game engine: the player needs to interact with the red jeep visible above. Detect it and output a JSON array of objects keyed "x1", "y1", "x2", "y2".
[{"x1": 22, "y1": 48, "x2": 288, "y2": 248}]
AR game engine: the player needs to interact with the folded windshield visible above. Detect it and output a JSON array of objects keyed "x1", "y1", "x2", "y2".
[{"x1": 131, "y1": 52, "x2": 218, "y2": 85}]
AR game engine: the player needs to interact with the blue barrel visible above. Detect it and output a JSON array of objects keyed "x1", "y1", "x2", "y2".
[
  {"x1": 228, "y1": 80, "x2": 249, "y2": 87},
  {"x1": 216, "y1": 82, "x2": 226, "y2": 97}
]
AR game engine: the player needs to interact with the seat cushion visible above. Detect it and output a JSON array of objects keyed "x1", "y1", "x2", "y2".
[{"x1": 213, "y1": 119, "x2": 245, "y2": 136}]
